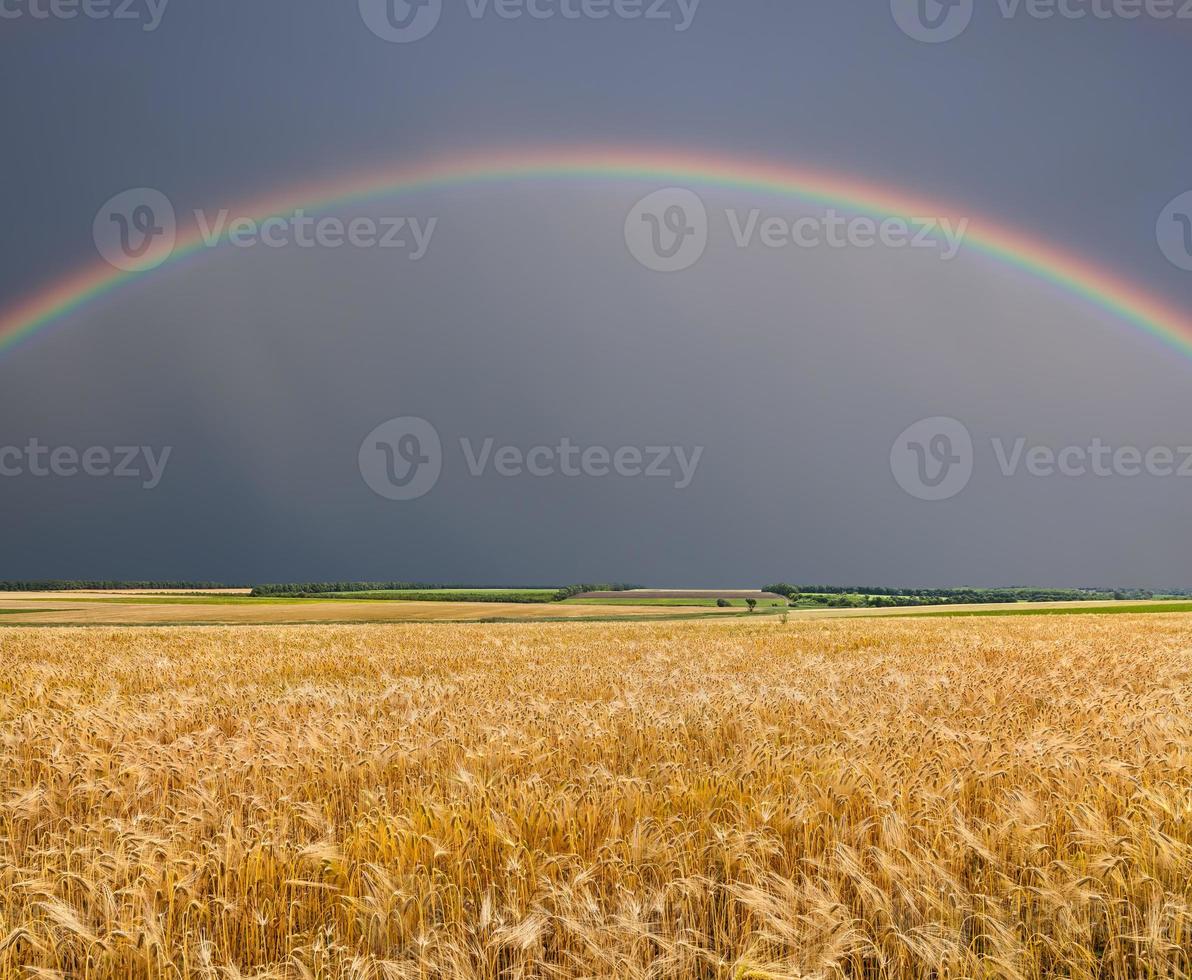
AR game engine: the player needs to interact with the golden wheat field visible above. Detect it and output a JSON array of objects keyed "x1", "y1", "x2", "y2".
[{"x1": 1, "y1": 616, "x2": 1190, "y2": 979}]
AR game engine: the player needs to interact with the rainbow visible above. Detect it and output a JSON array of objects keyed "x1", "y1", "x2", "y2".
[{"x1": 2, "y1": 146, "x2": 1189, "y2": 358}]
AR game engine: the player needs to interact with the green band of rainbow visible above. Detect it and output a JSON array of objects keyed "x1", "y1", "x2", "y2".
[{"x1": 2, "y1": 147, "x2": 1189, "y2": 358}]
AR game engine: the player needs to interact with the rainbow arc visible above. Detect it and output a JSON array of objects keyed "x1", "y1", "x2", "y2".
[{"x1": 2, "y1": 147, "x2": 1189, "y2": 358}]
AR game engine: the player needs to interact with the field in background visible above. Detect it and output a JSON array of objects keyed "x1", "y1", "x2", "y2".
[
  {"x1": 325, "y1": 589, "x2": 561, "y2": 603},
  {"x1": 5, "y1": 591, "x2": 1192, "y2": 626},
  {"x1": 575, "y1": 590, "x2": 783, "y2": 600},
  {"x1": 564, "y1": 596, "x2": 789, "y2": 607},
  {"x1": 0, "y1": 592, "x2": 740, "y2": 625},
  {"x1": 1, "y1": 615, "x2": 1189, "y2": 978}
]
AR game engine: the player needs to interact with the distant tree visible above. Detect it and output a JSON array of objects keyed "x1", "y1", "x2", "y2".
[
  {"x1": 716, "y1": 598, "x2": 731, "y2": 608},
  {"x1": 746, "y1": 599, "x2": 758, "y2": 613}
]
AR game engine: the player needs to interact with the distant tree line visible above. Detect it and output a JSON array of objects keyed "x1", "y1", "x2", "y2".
[
  {"x1": 552, "y1": 583, "x2": 639, "y2": 601},
  {"x1": 251, "y1": 582, "x2": 640, "y2": 601},
  {"x1": 0, "y1": 580, "x2": 238, "y2": 591},
  {"x1": 763, "y1": 584, "x2": 1182, "y2": 606},
  {"x1": 251, "y1": 581, "x2": 451, "y2": 597}
]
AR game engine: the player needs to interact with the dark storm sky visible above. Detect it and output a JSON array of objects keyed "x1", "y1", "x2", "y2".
[{"x1": 2, "y1": 1, "x2": 1192, "y2": 588}]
